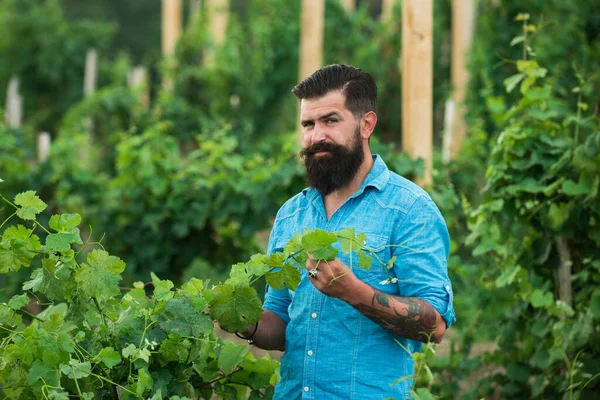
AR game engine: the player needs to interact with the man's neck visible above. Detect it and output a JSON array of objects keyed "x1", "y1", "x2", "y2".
[{"x1": 323, "y1": 152, "x2": 374, "y2": 220}]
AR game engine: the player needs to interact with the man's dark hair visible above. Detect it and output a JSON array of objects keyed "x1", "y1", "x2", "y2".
[{"x1": 292, "y1": 64, "x2": 377, "y2": 118}]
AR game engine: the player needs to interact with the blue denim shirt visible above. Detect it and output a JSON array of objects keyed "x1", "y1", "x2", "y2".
[{"x1": 263, "y1": 155, "x2": 456, "y2": 400}]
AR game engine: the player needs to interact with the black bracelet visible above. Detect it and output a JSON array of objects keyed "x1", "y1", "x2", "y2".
[{"x1": 234, "y1": 322, "x2": 259, "y2": 345}]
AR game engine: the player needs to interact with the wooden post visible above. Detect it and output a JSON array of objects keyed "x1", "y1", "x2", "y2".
[
  {"x1": 381, "y1": 0, "x2": 396, "y2": 21},
  {"x1": 162, "y1": 0, "x2": 182, "y2": 89},
  {"x1": 82, "y1": 49, "x2": 97, "y2": 162},
  {"x1": 341, "y1": 0, "x2": 355, "y2": 12},
  {"x1": 556, "y1": 237, "x2": 573, "y2": 308},
  {"x1": 298, "y1": 0, "x2": 325, "y2": 139},
  {"x1": 205, "y1": 0, "x2": 230, "y2": 66},
  {"x1": 37, "y1": 132, "x2": 51, "y2": 163},
  {"x1": 128, "y1": 66, "x2": 150, "y2": 108},
  {"x1": 162, "y1": 0, "x2": 182, "y2": 57},
  {"x1": 84, "y1": 49, "x2": 98, "y2": 98},
  {"x1": 402, "y1": 0, "x2": 433, "y2": 187},
  {"x1": 447, "y1": 0, "x2": 476, "y2": 161},
  {"x1": 4, "y1": 76, "x2": 22, "y2": 128},
  {"x1": 189, "y1": 0, "x2": 201, "y2": 21}
]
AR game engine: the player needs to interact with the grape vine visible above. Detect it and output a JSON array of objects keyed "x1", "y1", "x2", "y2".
[{"x1": 0, "y1": 187, "x2": 434, "y2": 399}]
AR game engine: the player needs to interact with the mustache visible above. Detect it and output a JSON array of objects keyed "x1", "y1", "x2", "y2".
[{"x1": 299, "y1": 142, "x2": 346, "y2": 158}]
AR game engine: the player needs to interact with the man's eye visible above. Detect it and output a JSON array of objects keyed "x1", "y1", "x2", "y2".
[{"x1": 327, "y1": 119, "x2": 338, "y2": 124}]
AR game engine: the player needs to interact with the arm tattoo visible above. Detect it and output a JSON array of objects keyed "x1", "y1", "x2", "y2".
[{"x1": 353, "y1": 289, "x2": 439, "y2": 343}]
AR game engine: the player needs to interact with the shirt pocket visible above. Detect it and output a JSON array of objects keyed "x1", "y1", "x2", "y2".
[{"x1": 347, "y1": 233, "x2": 390, "y2": 285}]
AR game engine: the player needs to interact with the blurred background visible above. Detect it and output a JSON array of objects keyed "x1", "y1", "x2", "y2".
[{"x1": 1, "y1": 0, "x2": 599, "y2": 398}]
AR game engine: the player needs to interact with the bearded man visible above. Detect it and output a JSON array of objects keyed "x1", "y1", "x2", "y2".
[{"x1": 235, "y1": 64, "x2": 456, "y2": 399}]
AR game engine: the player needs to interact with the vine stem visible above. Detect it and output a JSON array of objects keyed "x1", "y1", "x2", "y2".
[
  {"x1": 0, "y1": 211, "x2": 16, "y2": 231},
  {"x1": 71, "y1": 368, "x2": 84, "y2": 397},
  {"x1": 88, "y1": 371, "x2": 139, "y2": 397},
  {"x1": 92, "y1": 297, "x2": 107, "y2": 326},
  {"x1": 16, "y1": 308, "x2": 44, "y2": 322}
]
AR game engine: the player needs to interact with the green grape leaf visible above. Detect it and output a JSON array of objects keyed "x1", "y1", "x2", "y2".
[
  {"x1": 218, "y1": 343, "x2": 248, "y2": 374},
  {"x1": 181, "y1": 277, "x2": 204, "y2": 294},
  {"x1": 26, "y1": 361, "x2": 60, "y2": 387},
  {"x1": 496, "y1": 265, "x2": 522, "y2": 287},
  {"x1": 180, "y1": 278, "x2": 208, "y2": 311},
  {"x1": 45, "y1": 231, "x2": 83, "y2": 253},
  {"x1": 562, "y1": 179, "x2": 589, "y2": 196},
  {"x1": 7, "y1": 293, "x2": 29, "y2": 310},
  {"x1": 531, "y1": 289, "x2": 553, "y2": 308},
  {"x1": 74, "y1": 250, "x2": 125, "y2": 298},
  {"x1": 122, "y1": 344, "x2": 138, "y2": 359},
  {"x1": 301, "y1": 229, "x2": 337, "y2": 253},
  {"x1": 158, "y1": 335, "x2": 191, "y2": 363},
  {"x1": 245, "y1": 254, "x2": 271, "y2": 276},
  {"x1": 504, "y1": 73, "x2": 525, "y2": 93},
  {"x1": 0, "y1": 225, "x2": 41, "y2": 272},
  {"x1": 23, "y1": 259, "x2": 70, "y2": 300},
  {"x1": 60, "y1": 360, "x2": 91, "y2": 379},
  {"x1": 313, "y1": 245, "x2": 338, "y2": 261},
  {"x1": 209, "y1": 283, "x2": 262, "y2": 332},
  {"x1": 158, "y1": 296, "x2": 213, "y2": 336},
  {"x1": 284, "y1": 232, "x2": 304, "y2": 256},
  {"x1": 265, "y1": 252, "x2": 286, "y2": 268},
  {"x1": 240, "y1": 357, "x2": 279, "y2": 389},
  {"x1": 0, "y1": 304, "x2": 21, "y2": 326},
  {"x1": 14, "y1": 191, "x2": 47, "y2": 220},
  {"x1": 338, "y1": 228, "x2": 367, "y2": 254},
  {"x1": 98, "y1": 347, "x2": 121, "y2": 369},
  {"x1": 49, "y1": 214, "x2": 81, "y2": 232},
  {"x1": 46, "y1": 391, "x2": 70, "y2": 400},
  {"x1": 548, "y1": 203, "x2": 569, "y2": 229},
  {"x1": 151, "y1": 272, "x2": 174, "y2": 301},
  {"x1": 135, "y1": 367, "x2": 154, "y2": 397},
  {"x1": 358, "y1": 251, "x2": 373, "y2": 270},
  {"x1": 265, "y1": 263, "x2": 301, "y2": 290},
  {"x1": 228, "y1": 262, "x2": 252, "y2": 286}
]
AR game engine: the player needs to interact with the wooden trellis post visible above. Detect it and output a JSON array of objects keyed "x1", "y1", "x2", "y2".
[
  {"x1": 37, "y1": 132, "x2": 51, "y2": 163},
  {"x1": 298, "y1": 0, "x2": 325, "y2": 139},
  {"x1": 381, "y1": 0, "x2": 397, "y2": 21},
  {"x1": 444, "y1": 0, "x2": 476, "y2": 162},
  {"x1": 162, "y1": 0, "x2": 182, "y2": 89},
  {"x1": 82, "y1": 48, "x2": 97, "y2": 162},
  {"x1": 128, "y1": 66, "x2": 150, "y2": 108},
  {"x1": 341, "y1": 0, "x2": 355, "y2": 12},
  {"x1": 205, "y1": 0, "x2": 229, "y2": 66},
  {"x1": 4, "y1": 76, "x2": 22, "y2": 128},
  {"x1": 402, "y1": 0, "x2": 433, "y2": 187},
  {"x1": 189, "y1": 0, "x2": 201, "y2": 21}
]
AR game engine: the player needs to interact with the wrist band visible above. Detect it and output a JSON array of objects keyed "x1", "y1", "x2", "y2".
[{"x1": 235, "y1": 321, "x2": 259, "y2": 345}]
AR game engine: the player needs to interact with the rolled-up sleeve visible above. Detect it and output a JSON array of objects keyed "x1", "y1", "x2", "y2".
[{"x1": 392, "y1": 196, "x2": 456, "y2": 328}]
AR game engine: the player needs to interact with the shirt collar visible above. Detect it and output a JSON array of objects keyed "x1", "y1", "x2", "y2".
[{"x1": 301, "y1": 154, "x2": 390, "y2": 201}]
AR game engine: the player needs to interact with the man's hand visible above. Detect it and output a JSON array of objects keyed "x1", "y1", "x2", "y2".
[
  {"x1": 306, "y1": 254, "x2": 361, "y2": 300},
  {"x1": 306, "y1": 254, "x2": 446, "y2": 343}
]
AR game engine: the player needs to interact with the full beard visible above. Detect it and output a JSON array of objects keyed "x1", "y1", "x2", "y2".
[{"x1": 299, "y1": 126, "x2": 365, "y2": 196}]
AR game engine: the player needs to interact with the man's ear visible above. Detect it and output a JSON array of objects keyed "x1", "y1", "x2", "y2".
[{"x1": 360, "y1": 111, "x2": 378, "y2": 140}]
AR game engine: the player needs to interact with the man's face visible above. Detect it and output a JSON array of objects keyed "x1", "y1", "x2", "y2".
[{"x1": 299, "y1": 91, "x2": 365, "y2": 195}]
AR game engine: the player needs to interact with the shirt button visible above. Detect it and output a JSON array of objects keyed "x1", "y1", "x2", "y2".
[
  {"x1": 307, "y1": 350, "x2": 313, "y2": 356},
  {"x1": 304, "y1": 386, "x2": 310, "y2": 392},
  {"x1": 445, "y1": 285, "x2": 451, "y2": 290},
  {"x1": 311, "y1": 313, "x2": 317, "y2": 319}
]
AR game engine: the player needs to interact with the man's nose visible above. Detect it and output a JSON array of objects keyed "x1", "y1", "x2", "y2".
[{"x1": 311, "y1": 125, "x2": 327, "y2": 144}]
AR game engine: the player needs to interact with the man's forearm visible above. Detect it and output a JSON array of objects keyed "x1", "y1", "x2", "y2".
[
  {"x1": 240, "y1": 310, "x2": 287, "y2": 351},
  {"x1": 344, "y1": 284, "x2": 446, "y2": 343}
]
